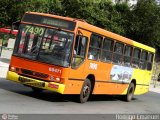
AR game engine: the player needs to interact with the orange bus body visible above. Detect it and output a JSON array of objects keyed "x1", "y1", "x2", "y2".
[{"x1": 6, "y1": 12, "x2": 155, "y2": 102}]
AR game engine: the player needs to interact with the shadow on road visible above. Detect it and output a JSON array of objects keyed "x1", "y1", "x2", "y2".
[{"x1": 0, "y1": 79, "x2": 137, "y2": 103}]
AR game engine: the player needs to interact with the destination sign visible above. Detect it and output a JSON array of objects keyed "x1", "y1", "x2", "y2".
[
  {"x1": 22, "y1": 13, "x2": 76, "y2": 31},
  {"x1": 42, "y1": 18, "x2": 69, "y2": 29}
]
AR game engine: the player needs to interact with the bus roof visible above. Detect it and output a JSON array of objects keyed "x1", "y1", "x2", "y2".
[
  {"x1": 25, "y1": 12, "x2": 79, "y2": 23},
  {"x1": 26, "y1": 12, "x2": 155, "y2": 53}
]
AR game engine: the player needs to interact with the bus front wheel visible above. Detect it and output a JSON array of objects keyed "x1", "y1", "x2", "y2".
[
  {"x1": 124, "y1": 82, "x2": 135, "y2": 102},
  {"x1": 79, "y1": 79, "x2": 91, "y2": 103}
]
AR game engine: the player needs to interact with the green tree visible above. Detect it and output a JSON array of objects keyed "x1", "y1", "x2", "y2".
[
  {"x1": 61, "y1": 0, "x2": 127, "y2": 35},
  {"x1": 1, "y1": 0, "x2": 160, "y2": 50},
  {"x1": 0, "y1": 0, "x2": 63, "y2": 27},
  {"x1": 126, "y1": 0, "x2": 160, "y2": 48}
]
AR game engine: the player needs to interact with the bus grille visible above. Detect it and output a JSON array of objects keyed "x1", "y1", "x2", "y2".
[{"x1": 21, "y1": 69, "x2": 49, "y2": 79}]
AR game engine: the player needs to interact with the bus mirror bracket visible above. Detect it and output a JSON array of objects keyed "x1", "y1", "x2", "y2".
[{"x1": 11, "y1": 21, "x2": 20, "y2": 33}]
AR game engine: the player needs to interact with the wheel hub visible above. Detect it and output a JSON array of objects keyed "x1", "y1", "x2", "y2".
[{"x1": 83, "y1": 85, "x2": 89, "y2": 98}]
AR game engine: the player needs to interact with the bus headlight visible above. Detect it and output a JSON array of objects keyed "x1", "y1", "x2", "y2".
[
  {"x1": 9, "y1": 66, "x2": 19, "y2": 72},
  {"x1": 49, "y1": 76, "x2": 61, "y2": 82},
  {"x1": 10, "y1": 66, "x2": 16, "y2": 71},
  {"x1": 55, "y1": 77, "x2": 60, "y2": 82}
]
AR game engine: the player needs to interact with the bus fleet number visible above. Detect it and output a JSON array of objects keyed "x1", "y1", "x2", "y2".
[
  {"x1": 24, "y1": 25, "x2": 45, "y2": 36},
  {"x1": 89, "y1": 63, "x2": 97, "y2": 70}
]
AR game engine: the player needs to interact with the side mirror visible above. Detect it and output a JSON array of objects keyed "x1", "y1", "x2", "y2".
[
  {"x1": 12, "y1": 21, "x2": 20, "y2": 30},
  {"x1": 9, "y1": 21, "x2": 20, "y2": 35}
]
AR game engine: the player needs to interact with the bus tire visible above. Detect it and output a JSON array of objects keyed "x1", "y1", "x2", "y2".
[
  {"x1": 124, "y1": 82, "x2": 135, "y2": 102},
  {"x1": 79, "y1": 79, "x2": 91, "y2": 103},
  {"x1": 31, "y1": 87, "x2": 43, "y2": 93}
]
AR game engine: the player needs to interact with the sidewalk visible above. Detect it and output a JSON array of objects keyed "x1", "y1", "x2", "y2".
[
  {"x1": 0, "y1": 57, "x2": 160, "y2": 94},
  {"x1": 149, "y1": 83, "x2": 160, "y2": 93},
  {"x1": 0, "y1": 58, "x2": 10, "y2": 67},
  {"x1": 0, "y1": 58, "x2": 9, "y2": 78}
]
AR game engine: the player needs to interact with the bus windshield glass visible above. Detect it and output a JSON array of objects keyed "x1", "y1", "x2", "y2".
[{"x1": 13, "y1": 24, "x2": 74, "y2": 67}]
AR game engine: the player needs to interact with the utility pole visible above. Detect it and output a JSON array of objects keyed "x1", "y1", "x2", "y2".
[{"x1": 0, "y1": 35, "x2": 4, "y2": 57}]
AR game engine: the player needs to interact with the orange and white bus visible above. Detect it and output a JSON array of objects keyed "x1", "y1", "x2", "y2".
[{"x1": 6, "y1": 12, "x2": 155, "y2": 103}]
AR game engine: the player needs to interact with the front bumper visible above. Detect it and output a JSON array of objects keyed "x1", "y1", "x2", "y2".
[{"x1": 6, "y1": 71, "x2": 65, "y2": 94}]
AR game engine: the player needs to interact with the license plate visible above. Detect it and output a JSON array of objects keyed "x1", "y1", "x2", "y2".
[
  {"x1": 25, "y1": 82, "x2": 45, "y2": 87},
  {"x1": 18, "y1": 77, "x2": 45, "y2": 87},
  {"x1": 19, "y1": 77, "x2": 33, "y2": 83}
]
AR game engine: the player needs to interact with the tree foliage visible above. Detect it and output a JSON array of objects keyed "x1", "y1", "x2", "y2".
[
  {"x1": 0, "y1": 0, "x2": 160, "y2": 49},
  {"x1": 125, "y1": 0, "x2": 160, "y2": 48}
]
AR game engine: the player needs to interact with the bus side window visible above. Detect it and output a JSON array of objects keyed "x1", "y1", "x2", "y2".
[
  {"x1": 113, "y1": 42, "x2": 124, "y2": 64},
  {"x1": 132, "y1": 48, "x2": 141, "y2": 68},
  {"x1": 101, "y1": 38, "x2": 114, "y2": 62},
  {"x1": 140, "y1": 50, "x2": 148, "y2": 70},
  {"x1": 147, "y1": 53, "x2": 154, "y2": 71},
  {"x1": 124, "y1": 45, "x2": 133, "y2": 67},
  {"x1": 72, "y1": 35, "x2": 88, "y2": 68},
  {"x1": 88, "y1": 34, "x2": 102, "y2": 60}
]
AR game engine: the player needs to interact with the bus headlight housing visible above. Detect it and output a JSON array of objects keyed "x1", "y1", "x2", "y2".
[
  {"x1": 49, "y1": 76, "x2": 61, "y2": 83},
  {"x1": 9, "y1": 66, "x2": 19, "y2": 72}
]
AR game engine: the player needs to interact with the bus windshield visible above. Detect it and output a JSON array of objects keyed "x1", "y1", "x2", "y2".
[{"x1": 14, "y1": 24, "x2": 74, "y2": 67}]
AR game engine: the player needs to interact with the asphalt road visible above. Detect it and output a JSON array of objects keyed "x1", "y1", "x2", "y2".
[{"x1": 0, "y1": 76, "x2": 160, "y2": 114}]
